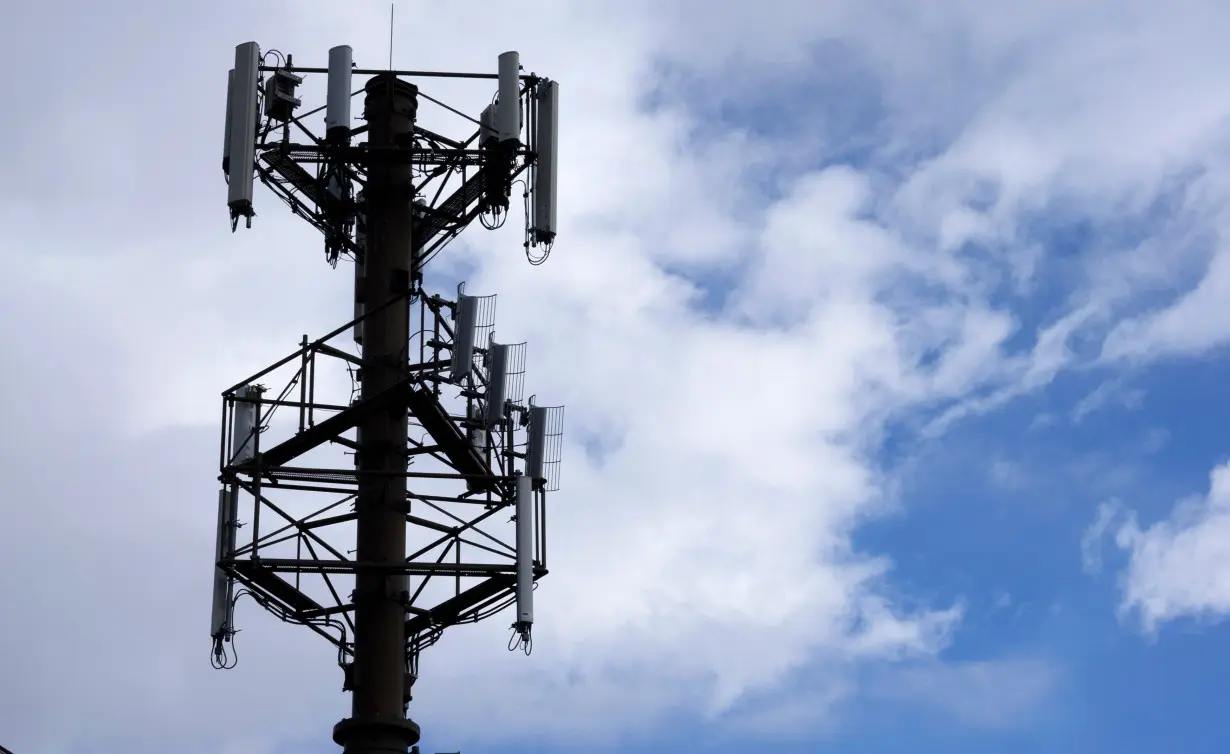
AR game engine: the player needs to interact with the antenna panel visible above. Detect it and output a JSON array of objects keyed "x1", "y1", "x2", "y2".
[
  {"x1": 222, "y1": 69, "x2": 234, "y2": 174},
  {"x1": 226, "y1": 42, "x2": 260, "y2": 224},
  {"x1": 515, "y1": 472, "x2": 534, "y2": 627},
  {"x1": 484, "y1": 342, "x2": 509, "y2": 428},
  {"x1": 532, "y1": 80, "x2": 559, "y2": 244},
  {"x1": 450, "y1": 294, "x2": 478, "y2": 380},
  {"x1": 230, "y1": 386, "x2": 259, "y2": 464},
  {"x1": 472, "y1": 295, "x2": 497, "y2": 364},
  {"x1": 210, "y1": 487, "x2": 237, "y2": 638},
  {"x1": 497, "y1": 51, "x2": 521, "y2": 142},
  {"x1": 526, "y1": 407, "x2": 546, "y2": 480},
  {"x1": 325, "y1": 45, "x2": 353, "y2": 138},
  {"x1": 504, "y1": 342, "x2": 528, "y2": 409},
  {"x1": 526, "y1": 404, "x2": 565, "y2": 490}
]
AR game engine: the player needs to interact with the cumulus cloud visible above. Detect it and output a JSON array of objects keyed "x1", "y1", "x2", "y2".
[
  {"x1": 7, "y1": 0, "x2": 1230, "y2": 752},
  {"x1": 1099, "y1": 464, "x2": 1230, "y2": 633}
]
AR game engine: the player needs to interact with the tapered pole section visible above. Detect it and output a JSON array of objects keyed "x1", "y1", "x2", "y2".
[{"x1": 333, "y1": 73, "x2": 421, "y2": 753}]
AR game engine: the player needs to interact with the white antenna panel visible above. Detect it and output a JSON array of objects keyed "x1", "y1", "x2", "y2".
[
  {"x1": 497, "y1": 51, "x2": 521, "y2": 142},
  {"x1": 532, "y1": 80, "x2": 559, "y2": 244},
  {"x1": 451, "y1": 294, "x2": 478, "y2": 381},
  {"x1": 514, "y1": 472, "x2": 534, "y2": 627},
  {"x1": 526, "y1": 405, "x2": 548, "y2": 481},
  {"x1": 325, "y1": 45, "x2": 353, "y2": 138},
  {"x1": 525, "y1": 404, "x2": 565, "y2": 491},
  {"x1": 222, "y1": 69, "x2": 234, "y2": 174},
  {"x1": 226, "y1": 42, "x2": 261, "y2": 225},
  {"x1": 484, "y1": 342, "x2": 509, "y2": 428}
]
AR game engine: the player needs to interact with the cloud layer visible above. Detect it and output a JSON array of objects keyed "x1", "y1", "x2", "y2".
[{"x1": 5, "y1": 1, "x2": 1230, "y2": 752}]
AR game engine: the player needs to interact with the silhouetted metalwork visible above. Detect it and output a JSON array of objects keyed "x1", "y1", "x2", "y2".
[{"x1": 213, "y1": 41, "x2": 562, "y2": 754}]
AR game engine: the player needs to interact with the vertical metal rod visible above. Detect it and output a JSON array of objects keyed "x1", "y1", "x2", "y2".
[
  {"x1": 418, "y1": 295, "x2": 426, "y2": 370},
  {"x1": 431, "y1": 303, "x2": 441, "y2": 398},
  {"x1": 540, "y1": 490, "x2": 547, "y2": 569},
  {"x1": 218, "y1": 395, "x2": 229, "y2": 473},
  {"x1": 534, "y1": 488, "x2": 542, "y2": 564},
  {"x1": 249, "y1": 394, "x2": 263, "y2": 556},
  {"x1": 299, "y1": 335, "x2": 309, "y2": 433},
  {"x1": 308, "y1": 347, "x2": 318, "y2": 427},
  {"x1": 250, "y1": 461, "x2": 262, "y2": 556},
  {"x1": 332, "y1": 72, "x2": 421, "y2": 754}
]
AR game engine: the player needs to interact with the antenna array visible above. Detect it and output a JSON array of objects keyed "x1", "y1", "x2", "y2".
[{"x1": 211, "y1": 40, "x2": 564, "y2": 754}]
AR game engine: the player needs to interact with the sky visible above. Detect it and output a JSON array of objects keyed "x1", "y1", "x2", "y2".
[{"x1": 3, "y1": 0, "x2": 1230, "y2": 752}]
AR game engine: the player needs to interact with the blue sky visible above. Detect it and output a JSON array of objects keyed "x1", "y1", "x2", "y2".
[{"x1": 5, "y1": 2, "x2": 1230, "y2": 753}]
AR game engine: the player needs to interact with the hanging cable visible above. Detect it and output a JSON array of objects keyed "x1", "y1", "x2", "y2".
[
  {"x1": 518, "y1": 177, "x2": 552, "y2": 266},
  {"x1": 507, "y1": 624, "x2": 532, "y2": 655}
]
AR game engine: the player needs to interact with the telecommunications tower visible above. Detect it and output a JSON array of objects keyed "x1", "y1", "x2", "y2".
[{"x1": 211, "y1": 41, "x2": 564, "y2": 753}]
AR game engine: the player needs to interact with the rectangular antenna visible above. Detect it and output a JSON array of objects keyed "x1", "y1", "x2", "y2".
[
  {"x1": 526, "y1": 405, "x2": 547, "y2": 481},
  {"x1": 526, "y1": 405, "x2": 565, "y2": 491},
  {"x1": 230, "y1": 386, "x2": 259, "y2": 464},
  {"x1": 222, "y1": 69, "x2": 234, "y2": 174},
  {"x1": 532, "y1": 80, "x2": 559, "y2": 244},
  {"x1": 450, "y1": 294, "x2": 478, "y2": 381},
  {"x1": 484, "y1": 343, "x2": 509, "y2": 428},
  {"x1": 497, "y1": 51, "x2": 521, "y2": 142},
  {"x1": 515, "y1": 473, "x2": 534, "y2": 628},
  {"x1": 210, "y1": 487, "x2": 238, "y2": 639},
  {"x1": 227, "y1": 42, "x2": 261, "y2": 225},
  {"x1": 326, "y1": 45, "x2": 353, "y2": 139}
]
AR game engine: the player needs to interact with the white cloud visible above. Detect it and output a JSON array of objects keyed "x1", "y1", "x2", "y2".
[
  {"x1": 1081, "y1": 501, "x2": 1122, "y2": 576},
  {"x1": 1071, "y1": 379, "x2": 1145, "y2": 423},
  {"x1": 1103, "y1": 246, "x2": 1230, "y2": 360},
  {"x1": 871, "y1": 658, "x2": 1061, "y2": 729},
  {"x1": 1103, "y1": 464, "x2": 1230, "y2": 632}
]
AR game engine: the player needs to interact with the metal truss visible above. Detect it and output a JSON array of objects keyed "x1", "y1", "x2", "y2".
[
  {"x1": 249, "y1": 65, "x2": 551, "y2": 269},
  {"x1": 215, "y1": 289, "x2": 552, "y2": 668}
]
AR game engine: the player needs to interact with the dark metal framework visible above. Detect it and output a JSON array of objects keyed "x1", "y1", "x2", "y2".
[
  {"x1": 249, "y1": 63, "x2": 550, "y2": 271},
  {"x1": 213, "y1": 47, "x2": 562, "y2": 753},
  {"x1": 215, "y1": 297, "x2": 556, "y2": 669}
]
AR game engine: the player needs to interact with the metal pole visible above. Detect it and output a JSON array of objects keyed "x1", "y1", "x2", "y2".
[{"x1": 332, "y1": 72, "x2": 421, "y2": 753}]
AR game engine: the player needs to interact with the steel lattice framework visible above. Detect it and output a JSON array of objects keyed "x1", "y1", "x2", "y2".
[
  {"x1": 214, "y1": 297, "x2": 563, "y2": 669},
  {"x1": 211, "y1": 41, "x2": 562, "y2": 753}
]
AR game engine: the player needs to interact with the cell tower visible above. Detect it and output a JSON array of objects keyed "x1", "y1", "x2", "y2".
[{"x1": 211, "y1": 41, "x2": 564, "y2": 753}]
